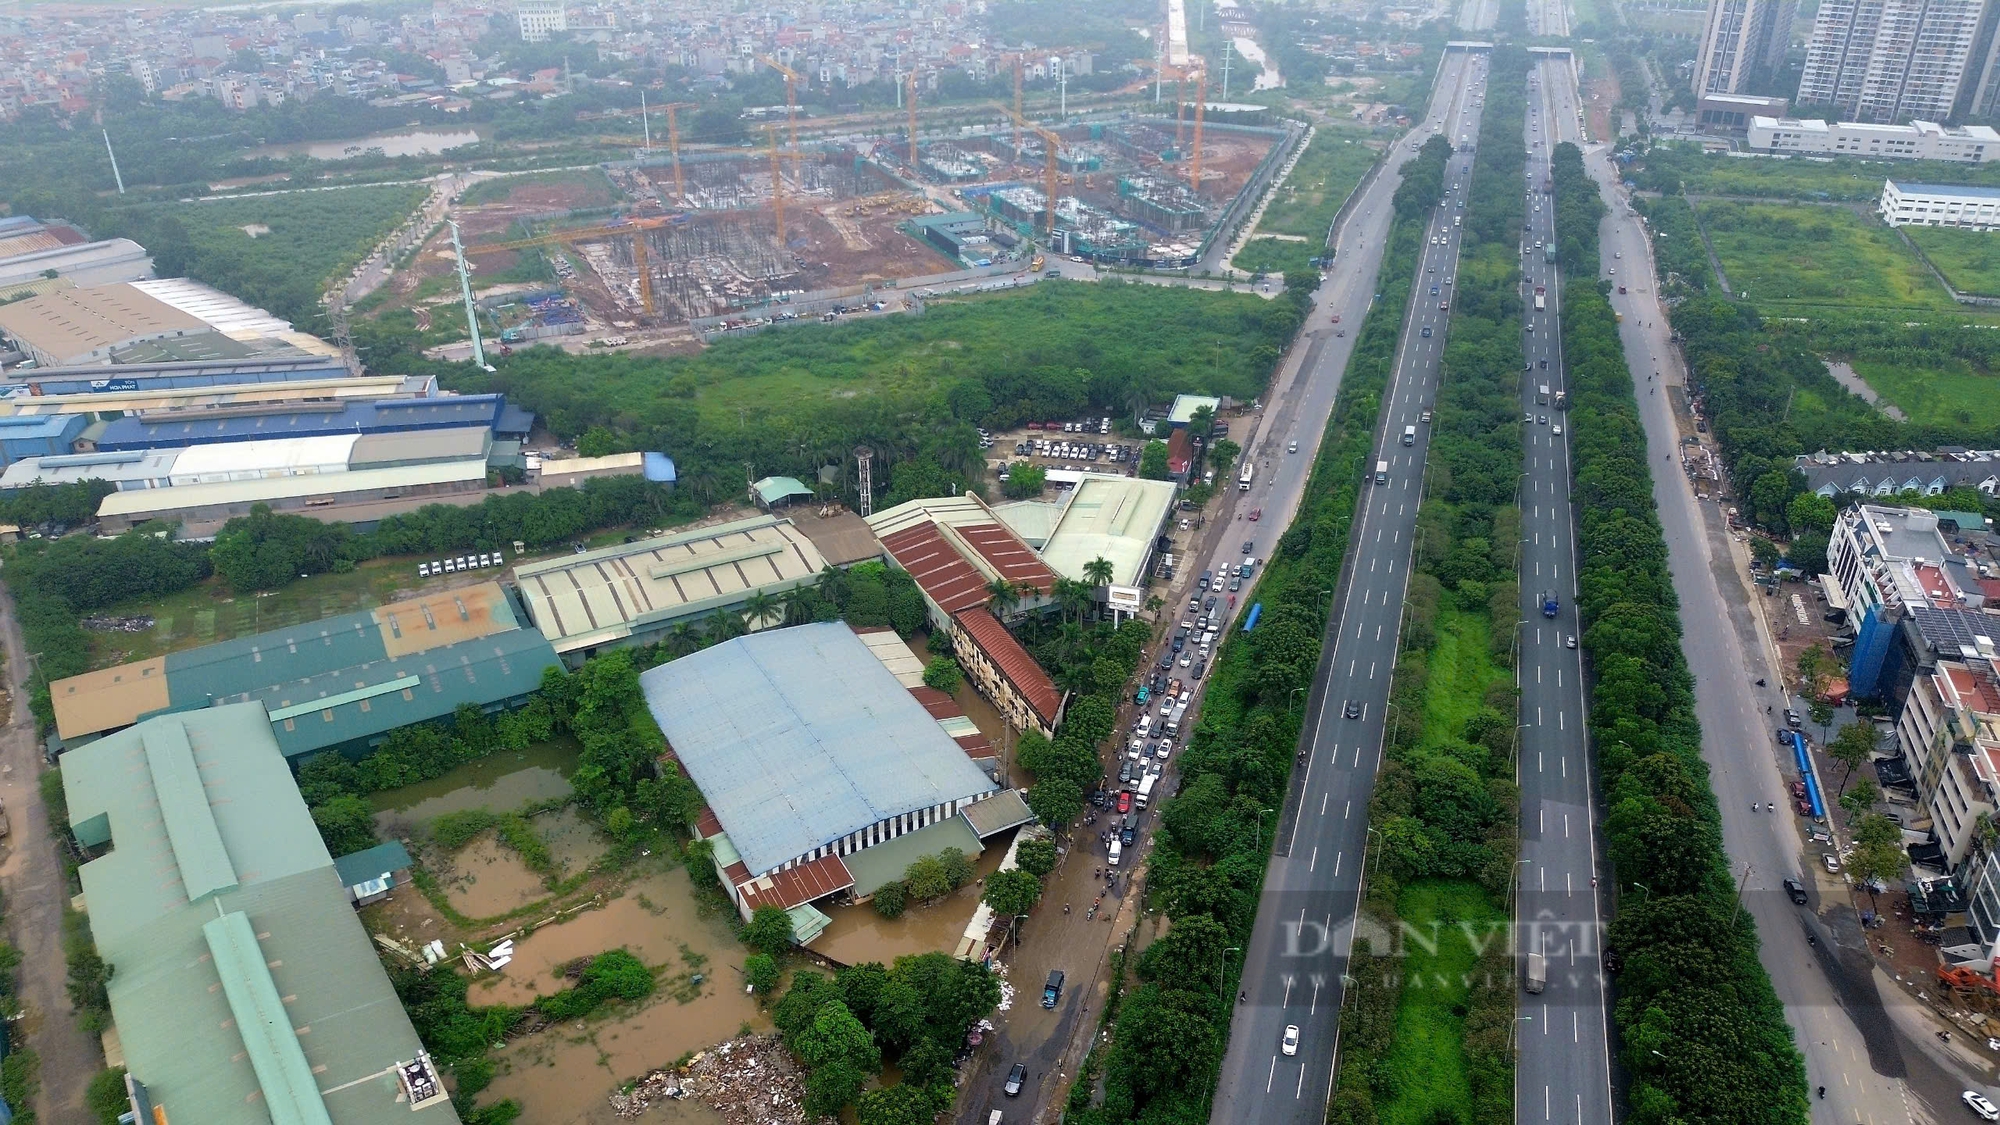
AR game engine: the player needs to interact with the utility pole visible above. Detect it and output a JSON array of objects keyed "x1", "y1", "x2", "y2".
[
  {"x1": 1729, "y1": 862, "x2": 1754, "y2": 927},
  {"x1": 103, "y1": 129, "x2": 125, "y2": 194},
  {"x1": 446, "y1": 220, "x2": 489, "y2": 370}
]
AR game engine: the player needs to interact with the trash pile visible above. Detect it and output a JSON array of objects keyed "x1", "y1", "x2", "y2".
[{"x1": 611, "y1": 1034, "x2": 815, "y2": 1123}]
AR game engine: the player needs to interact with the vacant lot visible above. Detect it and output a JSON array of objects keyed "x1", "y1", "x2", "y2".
[
  {"x1": 1849, "y1": 357, "x2": 2000, "y2": 431},
  {"x1": 1648, "y1": 144, "x2": 2000, "y2": 200},
  {"x1": 1376, "y1": 880, "x2": 1506, "y2": 1125},
  {"x1": 1696, "y1": 201, "x2": 1954, "y2": 311},
  {"x1": 458, "y1": 168, "x2": 621, "y2": 209},
  {"x1": 1233, "y1": 130, "x2": 1382, "y2": 275},
  {"x1": 1906, "y1": 226, "x2": 2000, "y2": 297}
]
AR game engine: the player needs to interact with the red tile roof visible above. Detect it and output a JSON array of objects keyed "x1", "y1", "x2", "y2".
[
  {"x1": 694, "y1": 806, "x2": 724, "y2": 840},
  {"x1": 735, "y1": 853, "x2": 855, "y2": 912},
  {"x1": 956, "y1": 523, "x2": 1057, "y2": 593},
  {"x1": 1167, "y1": 430, "x2": 1193, "y2": 475},
  {"x1": 954, "y1": 609, "x2": 1063, "y2": 726},
  {"x1": 956, "y1": 733, "x2": 996, "y2": 761},
  {"x1": 880, "y1": 520, "x2": 994, "y2": 616},
  {"x1": 909, "y1": 685, "x2": 961, "y2": 720}
]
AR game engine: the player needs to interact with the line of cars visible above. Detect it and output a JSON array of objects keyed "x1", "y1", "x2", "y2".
[{"x1": 417, "y1": 550, "x2": 506, "y2": 578}]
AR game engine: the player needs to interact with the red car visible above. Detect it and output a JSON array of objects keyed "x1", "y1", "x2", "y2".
[
  {"x1": 1795, "y1": 797, "x2": 1815, "y2": 817},
  {"x1": 1248, "y1": 508, "x2": 1262, "y2": 521},
  {"x1": 1117, "y1": 791, "x2": 1133, "y2": 814}
]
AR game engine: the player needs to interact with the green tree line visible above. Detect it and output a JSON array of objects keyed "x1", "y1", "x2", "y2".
[{"x1": 1552, "y1": 140, "x2": 1810, "y2": 1125}]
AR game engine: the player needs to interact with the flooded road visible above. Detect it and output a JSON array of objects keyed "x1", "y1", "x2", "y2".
[
  {"x1": 372, "y1": 738, "x2": 578, "y2": 837},
  {"x1": 484, "y1": 866, "x2": 768, "y2": 1123}
]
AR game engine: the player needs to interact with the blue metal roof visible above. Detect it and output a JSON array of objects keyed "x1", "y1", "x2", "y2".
[
  {"x1": 1890, "y1": 180, "x2": 2000, "y2": 199},
  {"x1": 643, "y1": 452, "x2": 677, "y2": 483},
  {"x1": 95, "y1": 395, "x2": 508, "y2": 451},
  {"x1": 0, "y1": 414, "x2": 86, "y2": 440},
  {"x1": 10, "y1": 357, "x2": 349, "y2": 397}
]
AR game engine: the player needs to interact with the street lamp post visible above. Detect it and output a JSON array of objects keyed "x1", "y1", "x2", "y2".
[
  {"x1": 1254, "y1": 807, "x2": 1276, "y2": 853},
  {"x1": 1217, "y1": 945, "x2": 1242, "y2": 998}
]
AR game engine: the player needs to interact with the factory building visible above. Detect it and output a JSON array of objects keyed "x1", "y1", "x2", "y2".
[
  {"x1": 2, "y1": 427, "x2": 493, "y2": 495},
  {"x1": 0, "y1": 413, "x2": 89, "y2": 468},
  {"x1": 641, "y1": 623, "x2": 1030, "y2": 936},
  {"x1": 512, "y1": 514, "x2": 830, "y2": 662},
  {"x1": 48, "y1": 582, "x2": 557, "y2": 758},
  {"x1": 92, "y1": 393, "x2": 531, "y2": 451},
  {"x1": 93, "y1": 458, "x2": 494, "y2": 534},
  {"x1": 1879, "y1": 180, "x2": 2000, "y2": 229},
  {"x1": 62, "y1": 704, "x2": 458, "y2": 1124},
  {"x1": 0, "y1": 373, "x2": 431, "y2": 421},
  {"x1": 3, "y1": 355, "x2": 351, "y2": 397},
  {"x1": 1746, "y1": 117, "x2": 2000, "y2": 161},
  {"x1": 0, "y1": 278, "x2": 340, "y2": 368}
]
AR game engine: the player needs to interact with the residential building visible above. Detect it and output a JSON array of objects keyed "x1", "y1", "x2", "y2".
[
  {"x1": 516, "y1": 0, "x2": 566, "y2": 42},
  {"x1": 1827, "y1": 504, "x2": 1982, "y2": 627},
  {"x1": 64, "y1": 704, "x2": 456, "y2": 1124},
  {"x1": 639, "y1": 623, "x2": 1032, "y2": 935},
  {"x1": 949, "y1": 608, "x2": 1065, "y2": 737},
  {"x1": 49, "y1": 581, "x2": 557, "y2": 756},
  {"x1": 1694, "y1": 0, "x2": 1797, "y2": 97},
  {"x1": 1796, "y1": 0, "x2": 1989, "y2": 120},
  {"x1": 1796, "y1": 448, "x2": 2000, "y2": 497},
  {"x1": 1894, "y1": 626, "x2": 2000, "y2": 868},
  {"x1": 1747, "y1": 116, "x2": 2000, "y2": 159},
  {"x1": 512, "y1": 514, "x2": 830, "y2": 661}
]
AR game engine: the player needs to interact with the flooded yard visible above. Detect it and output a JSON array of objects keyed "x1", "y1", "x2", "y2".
[
  {"x1": 372, "y1": 738, "x2": 578, "y2": 838},
  {"x1": 811, "y1": 829, "x2": 1014, "y2": 967},
  {"x1": 484, "y1": 866, "x2": 768, "y2": 1123},
  {"x1": 441, "y1": 833, "x2": 549, "y2": 918}
]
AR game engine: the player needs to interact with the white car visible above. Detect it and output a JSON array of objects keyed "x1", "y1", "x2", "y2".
[
  {"x1": 1179, "y1": 651, "x2": 1192, "y2": 668},
  {"x1": 1965, "y1": 1092, "x2": 1999, "y2": 1121},
  {"x1": 1553, "y1": 424, "x2": 1563, "y2": 435},
  {"x1": 1288, "y1": 441, "x2": 1298, "y2": 453},
  {"x1": 1282, "y1": 1025, "x2": 1300, "y2": 1056}
]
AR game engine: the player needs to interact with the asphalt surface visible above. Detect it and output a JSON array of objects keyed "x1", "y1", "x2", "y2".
[
  {"x1": 1514, "y1": 56, "x2": 1616, "y2": 1125},
  {"x1": 1209, "y1": 48, "x2": 1492, "y2": 1125}
]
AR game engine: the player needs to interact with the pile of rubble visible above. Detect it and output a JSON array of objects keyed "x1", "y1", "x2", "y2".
[{"x1": 611, "y1": 1034, "x2": 816, "y2": 1123}]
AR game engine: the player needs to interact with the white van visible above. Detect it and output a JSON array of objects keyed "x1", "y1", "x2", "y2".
[
  {"x1": 1108, "y1": 839, "x2": 1123, "y2": 866},
  {"x1": 1135, "y1": 714, "x2": 1153, "y2": 739},
  {"x1": 1374, "y1": 460, "x2": 1390, "y2": 485},
  {"x1": 1403, "y1": 425, "x2": 1417, "y2": 446}
]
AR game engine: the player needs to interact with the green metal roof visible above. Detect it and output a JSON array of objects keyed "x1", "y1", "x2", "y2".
[
  {"x1": 840, "y1": 814, "x2": 983, "y2": 897},
  {"x1": 752, "y1": 476, "x2": 814, "y2": 505},
  {"x1": 332, "y1": 841, "x2": 414, "y2": 887},
  {"x1": 62, "y1": 705, "x2": 458, "y2": 1125},
  {"x1": 144, "y1": 721, "x2": 239, "y2": 902}
]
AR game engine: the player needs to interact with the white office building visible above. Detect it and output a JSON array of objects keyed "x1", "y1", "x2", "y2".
[
  {"x1": 1747, "y1": 116, "x2": 2000, "y2": 161},
  {"x1": 1694, "y1": 0, "x2": 1798, "y2": 97},
  {"x1": 515, "y1": 0, "x2": 566, "y2": 42},
  {"x1": 1880, "y1": 179, "x2": 2000, "y2": 227},
  {"x1": 1797, "y1": 0, "x2": 1988, "y2": 120}
]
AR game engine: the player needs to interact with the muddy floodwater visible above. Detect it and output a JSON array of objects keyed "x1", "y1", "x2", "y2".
[
  {"x1": 245, "y1": 127, "x2": 483, "y2": 161},
  {"x1": 372, "y1": 738, "x2": 578, "y2": 837},
  {"x1": 812, "y1": 829, "x2": 1014, "y2": 966},
  {"x1": 484, "y1": 866, "x2": 768, "y2": 1123},
  {"x1": 442, "y1": 833, "x2": 550, "y2": 918}
]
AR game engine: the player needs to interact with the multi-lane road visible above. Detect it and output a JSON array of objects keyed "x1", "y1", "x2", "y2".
[
  {"x1": 1513, "y1": 54, "x2": 1615, "y2": 1125},
  {"x1": 1209, "y1": 47, "x2": 1492, "y2": 1125}
]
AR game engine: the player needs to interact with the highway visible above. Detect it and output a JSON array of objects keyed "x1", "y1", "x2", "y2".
[
  {"x1": 1513, "y1": 54, "x2": 1616, "y2": 1125},
  {"x1": 1548, "y1": 39, "x2": 1979, "y2": 1125},
  {"x1": 1208, "y1": 46, "x2": 1492, "y2": 1125}
]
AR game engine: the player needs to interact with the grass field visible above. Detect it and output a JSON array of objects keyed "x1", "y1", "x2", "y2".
[
  {"x1": 1695, "y1": 200, "x2": 1955, "y2": 310},
  {"x1": 1646, "y1": 143, "x2": 2000, "y2": 200},
  {"x1": 458, "y1": 168, "x2": 621, "y2": 208},
  {"x1": 1375, "y1": 880, "x2": 1506, "y2": 1125},
  {"x1": 1906, "y1": 226, "x2": 2000, "y2": 297},
  {"x1": 1849, "y1": 357, "x2": 2000, "y2": 430},
  {"x1": 1420, "y1": 607, "x2": 1508, "y2": 754},
  {"x1": 1232, "y1": 131, "x2": 1382, "y2": 275}
]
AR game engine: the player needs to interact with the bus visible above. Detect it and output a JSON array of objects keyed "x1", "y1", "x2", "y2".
[{"x1": 1239, "y1": 462, "x2": 1255, "y2": 491}]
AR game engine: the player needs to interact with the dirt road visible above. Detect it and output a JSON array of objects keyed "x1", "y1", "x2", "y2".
[{"x1": 0, "y1": 581, "x2": 102, "y2": 1123}]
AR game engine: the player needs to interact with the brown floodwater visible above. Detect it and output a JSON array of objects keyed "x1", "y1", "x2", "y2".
[
  {"x1": 371, "y1": 738, "x2": 579, "y2": 836},
  {"x1": 483, "y1": 866, "x2": 768, "y2": 1123},
  {"x1": 812, "y1": 829, "x2": 1015, "y2": 967},
  {"x1": 537, "y1": 805, "x2": 611, "y2": 878},
  {"x1": 442, "y1": 834, "x2": 549, "y2": 919}
]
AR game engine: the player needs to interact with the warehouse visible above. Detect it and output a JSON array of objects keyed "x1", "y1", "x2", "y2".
[
  {"x1": 0, "y1": 236, "x2": 154, "y2": 292},
  {"x1": 63, "y1": 705, "x2": 457, "y2": 1125},
  {"x1": 0, "y1": 448, "x2": 181, "y2": 491},
  {"x1": 0, "y1": 282, "x2": 209, "y2": 366},
  {"x1": 513, "y1": 514, "x2": 828, "y2": 661},
  {"x1": 866, "y1": 493, "x2": 1057, "y2": 626},
  {"x1": 641, "y1": 623, "x2": 1010, "y2": 931},
  {"x1": 1036, "y1": 473, "x2": 1179, "y2": 594},
  {"x1": 0, "y1": 413, "x2": 88, "y2": 468},
  {"x1": 94, "y1": 458, "x2": 493, "y2": 534},
  {"x1": 0, "y1": 372, "x2": 428, "y2": 419},
  {"x1": 49, "y1": 582, "x2": 558, "y2": 758},
  {"x1": 0, "y1": 427, "x2": 493, "y2": 496},
  {"x1": 1, "y1": 355, "x2": 350, "y2": 397},
  {"x1": 93, "y1": 392, "x2": 531, "y2": 451}
]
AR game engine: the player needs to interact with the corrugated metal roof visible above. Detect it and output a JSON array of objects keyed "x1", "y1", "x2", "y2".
[
  {"x1": 961, "y1": 789, "x2": 1034, "y2": 837},
  {"x1": 0, "y1": 374, "x2": 410, "y2": 418},
  {"x1": 331, "y1": 842, "x2": 414, "y2": 888},
  {"x1": 95, "y1": 458, "x2": 488, "y2": 518},
  {"x1": 953, "y1": 609, "x2": 1063, "y2": 726},
  {"x1": 879, "y1": 520, "x2": 993, "y2": 616},
  {"x1": 348, "y1": 426, "x2": 489, "y2": 468},
  {"x1": 132, "y1": 277, "x2": 295, "y2": 338},
  {"x1": 166, "y1": 434, "x2": 361, "y2": 484},
  {"x1": 734, "y1": 852, "x2": 855, "y2": 913},
  {"x1": 0, "y1": 447, "x2": 181, "y2": 491},
  {"x1": 840, "y1": 815, "x2": 981, "y2": 896},
  {"x1": 955, "y1": 522, "x2": 1056, "y2": 592},
  {"x1": 638, "y1": 622, "x2": 998, "y2": 877},
  {"x1": 94, "y1": 394, "x2": 506, "y2": 450},
  {"x1": 1038, "y1": 474, "x2": 1177, "y2": 587},
  {"x1": 0, "y1": 282, "x2": 206, "y2": 363},
  {"x1": 145, "y1": 719, "x2": 240, "y2": 902},
  {"x1": 513, "y1": 515, "x2": 826, "y2": 652},
  {"x1": 60, "y1": 705, "x2": 456, "y2": 1125},
  {"x1": 752, "y1": 476, "x2": 813, "y2": 505}
]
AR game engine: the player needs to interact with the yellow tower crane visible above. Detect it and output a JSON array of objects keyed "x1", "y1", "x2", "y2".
[
  {"x1": 995, "y1": 104, "x2": 1063, "y2": 238},
  {"x1": 464, "y1": 218, "x2": 675, "y2": 319},
  {"x1": 656, "y1": 101, "x2": 698, "y2": 204},
  {"x1": 758, "y1": 55, "x2": 805, "y2": 179},
  {"x1": 1190, "y1": 73, "x2": 1208, "y2": 192},
  {"x1": 907, "y1": 71, "x2": 920, "y2": 167},
  {"x1": 1012, "y1": 55, "x2": 1025, "y2": 159}
]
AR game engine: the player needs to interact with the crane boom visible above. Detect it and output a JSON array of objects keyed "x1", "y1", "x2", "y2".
[
  {"x1": 907, "y1": 72, "x2": 919, "y2": 167},
  {"x1": 1190, "y1": 74, "x2": 1207, "y2": 191},
  {"x1": 759, "y1": 55, "x2": 804, "y2": 178},
  {"x1": 659, "y1": 101, "x2": 697, "y2": 204},
  {"x1": 994, "y1": 104, "x2": 1062, "y2": 237}
]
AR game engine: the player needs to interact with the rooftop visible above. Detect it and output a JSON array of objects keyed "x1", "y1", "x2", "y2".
[
  {"x1": 95, "y1": 393, "x2": 509, "y2": 450},
  {"x1": 0, "y1": 282, "x2": 206, "y2": 363},
  {"x1": 953, "y1": 608, "x2": 1063, "y2": 726},
  {"x1": 512, "y1": 514, "x2": 827, "y2": 653},
  {"x1": 1889, "y1": 181, "x2": 2000, "y2": 199},
  {"x1": 1039, "y1": 473, "x2": 1178, "y2": 587},
  {"x1": 1167, "y1": 393, "x2": 1222, "y2": 425},
  {"x1": 638, "y1": 622, "x2": 998, "y2": 877},
  {"x1": 96, "y1": 458, "x2": 490, "y2": 519},
  {"x1": 62, "y1": 705, "x2": 456, "y2": 1125}
]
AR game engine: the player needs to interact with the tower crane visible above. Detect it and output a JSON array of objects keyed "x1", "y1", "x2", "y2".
[
  {"x1": 758, "y1": 55, "x2": 805, "y2": 179},
  {"x1": 1189, "y1": 72, "x2": 1208, "y2": 192},
  {"x1": 994, "y1": 104, "x2": 1063, "y2": 238},
  {"x1": 657, "y1": 101, "x2": 698, "y2": 204},
  {"x1": 907, "y1": 71, "x2": 919, "y2": 167},
  {"x1": 463, "y1": 218, "x2": 676, "y2": 319}
]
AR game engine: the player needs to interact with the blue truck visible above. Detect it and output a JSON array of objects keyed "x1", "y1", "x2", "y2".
[{"x1": 1541, "y1": 590, "x2": 1560, "y2": 618}]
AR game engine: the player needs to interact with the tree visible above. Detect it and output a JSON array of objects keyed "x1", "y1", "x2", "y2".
[
  {"x1": 1188, "y1": 405, "x2": 1216, "y2": 441},
  {"x1": 741, "y1": 589, "x2": 783, "y2": 630},
  {"x1": 857, "y1": 1083, "x2": 941, "y2": 1125},
  {"x1": 1016, "y1": 835, "x2": 1058, "y2": 876},
  {"x1": 1796, "y1": 643, "x2": 1833, "y2": 698},
  {"x1": 937, "y1": 846, "x2": 974, "y2": 889},
  {"x1": 1847, "y1": 813, "x2": 1905, "y2": 908},
  {"x1": 1825, "y1": 721, "x2": 1877, "y2": 792},
  {"x1": 1001, "y1": 462, "x2": 1047, "y2": 499},
  {"x1": 1139, "y1": 440, "x2": 1171, "y2": 480},
  {"x1": 904, "y1": 854, "x2": 953, "y2": 901},
  {"x1": 310, "y1": 795, "x2": 378, "y2": 857},
  {"x1": 743, "y1": 905, "x2": 796, "y2": 956},
  {"x1": 983, "y1": 868, "x2": 1043, "y2": 916},
  {"x1": 1026, "y1": 776, "x2": 1085, "y2": 827},
  {"x1": 1838, "y1": 777, "x2": 1880, "y2": 820},
  {"x1": 1083, "y1": 556, "x2": 1116, "y2": 589},
  {"x1": 871, "y1": 881, "x2": 907, "y2": 918},
  {"x1": 1808, "y1": 699, "x2": 1836, "y2": 745},
  {"x1": 985, "y1": 575, "x2": 1022, "y2": 617},
  {"x1": 1209, "y1": 438, "x2": 1242, "y2": 477},
  {"x1": 1749, "y1": 536, "x2": 1781, "y2": 570},
  {"x1": 922, "y1": 656, "x2": 963, "y2": 694},
  {"x1": 745, "y1": 953, "x2": 781, "y2": 997}
]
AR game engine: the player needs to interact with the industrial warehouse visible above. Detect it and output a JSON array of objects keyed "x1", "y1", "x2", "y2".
[
  {"x1": 63, "y1": 704, "x2": 455, "y2": 1124},
  {"x1": 48, "y1": 581, "x2": 558, "y2": 757},
  {"x1": 640, "y1": 623, "x2": 1032, "y2": 937}
]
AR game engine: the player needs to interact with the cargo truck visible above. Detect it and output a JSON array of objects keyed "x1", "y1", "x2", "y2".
[
  {"x1": 1541, "y1": 590, "x2": 1560, "y2": 617},
  {"x1": 1524, "y1": 952, "x2": 1546, "y2": 993},
  {"x1": 1136, "y1": 772, "x2": 1158, "y2": 808}
]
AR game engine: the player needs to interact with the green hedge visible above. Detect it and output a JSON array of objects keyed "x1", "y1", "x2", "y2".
[{"x1": 1552, "y1": 140, "x2": 1809, "y2": 1125}]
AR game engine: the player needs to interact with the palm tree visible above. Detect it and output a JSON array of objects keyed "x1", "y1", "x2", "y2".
[
  {"x1": 985, "y1": 575, "x2": 1021, "y2": 618},
  {"x1": 1083, "y1": 556, "x2": 1115, "y2": 588},
  {"x1": 816, "y1": 564, "x2": 848, "y2": 607},
  {"x1": 780, "y1": 586, "x2": 817, "y2": 626},
  {"x1": 705, "y1": 607, "x2": 744, "y2": 645},
  {"x1": 667, "y1": 621, "x2": 699, "y2": 659},
  {"x1": 741, "y1": 590, "x2": 782, "y2": 631}
]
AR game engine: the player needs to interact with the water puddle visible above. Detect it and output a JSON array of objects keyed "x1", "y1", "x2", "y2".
[
  {"x1": 372, "y1": 738, "x2": 578, "y2": 837},
  {"x1": 537, "y1": 804, "x2": 612, "y2": 878},
  {"x1": 485, "y1": 867, "x2": 767, "y2": 1123},
  {"x1": 812, "y1": 833, "x2": 1013, "y2": 967},
  {"x1": 441, "y1": 834, "x2": 548, "y2": 918}
]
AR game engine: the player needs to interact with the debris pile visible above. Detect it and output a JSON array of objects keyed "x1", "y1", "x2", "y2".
[{"x1": 612, "y1": 1034, "x2": 814, "y2": 1123}]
